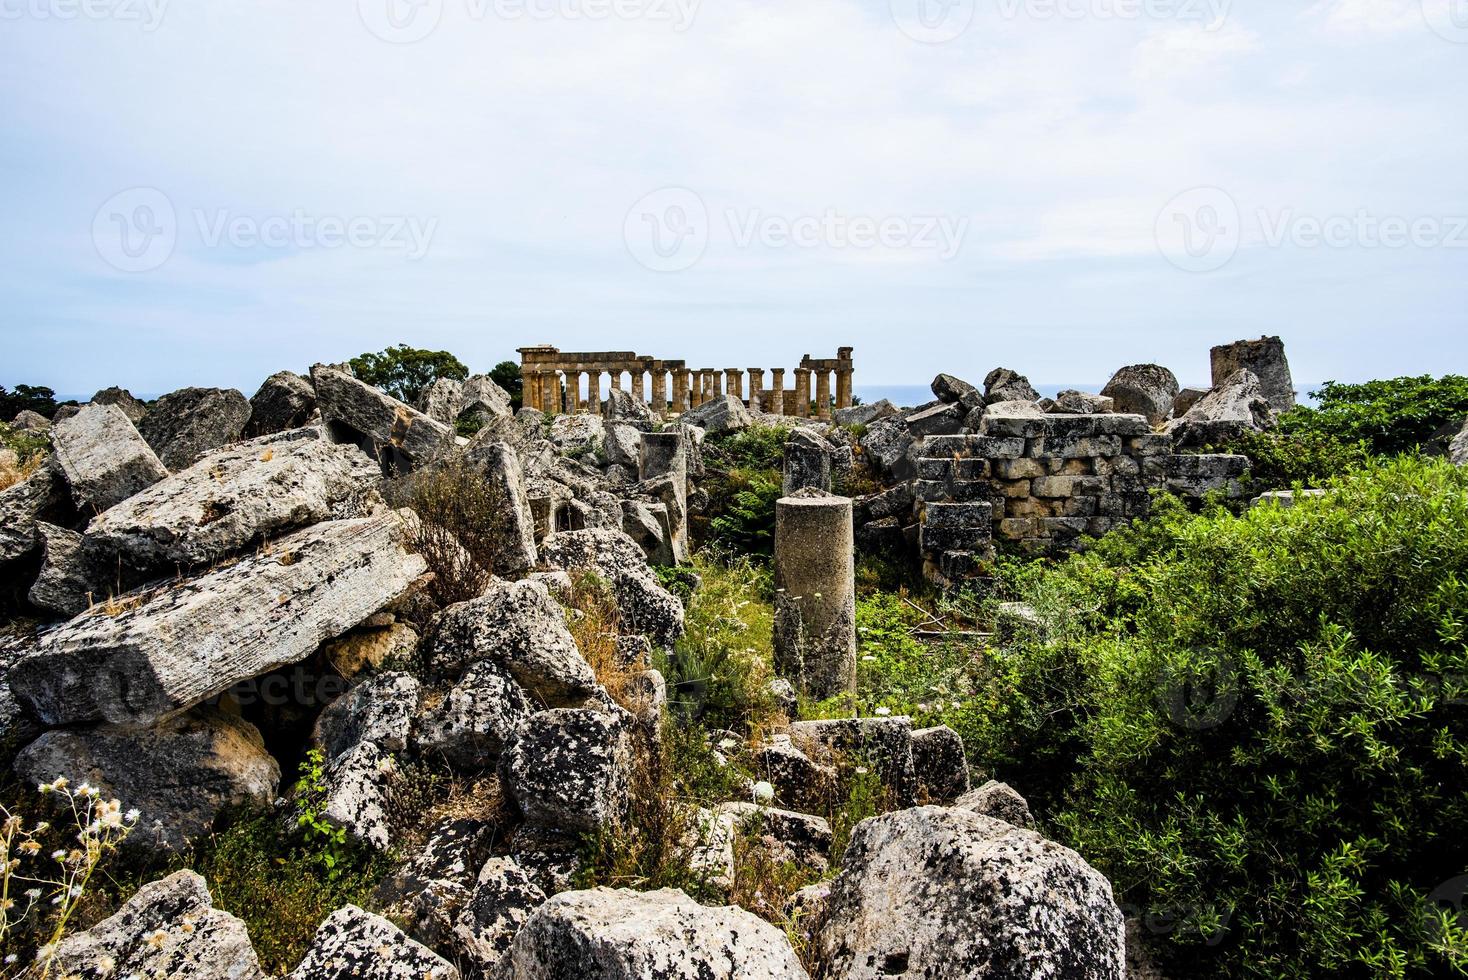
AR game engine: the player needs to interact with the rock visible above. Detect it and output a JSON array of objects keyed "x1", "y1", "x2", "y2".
[
  {"x1": 1050, "y1": 390, "x2": 1115, "y2": 415},
  {"x1": 91, "y1": 386, "x2": 148, "y2": 424},
  {"x1": 51, "y1": 404, "x2": 81, "y2": 423},
  {"x1": 1101, "y1": 365, "x2": 1180, "y2": 425},
  {"x1": 910, "y1": 724, "x2": 971, "y2": 804},
  {"x1": 375, "y1": 817, "x2": 497, "y2": 914},
  {"x1": 956, "y1": 780, "x2": 1037, "y2": 829},
  {"x1": 1165, "y1": 369, "x2": 1273, "y2": 447},
  {"x1": 508, "y1": 825, "x2": 583, "y2": 896},
  {"x1": 679, "y1": 393, "x2": 752, "y2": 436},
  {"x1": 601, "y1": 420, "x2": 645, "y2": 469},
  {"x1": 414, "y1": 659, "x2": 534, "y2": 769},
  {"x1": 783, "y1": 428, "x2": 833, "y2": 495},
  {"x1": 318, "y1": 740, "x2": 399, "y2": 851},
  {"x1": 51, "y1": 403, "x2": 169, "y2": 512},
  {"x1": 815, "y1": 807, "x2": 1125, "y2": 980},
  {"x1": 27, "y1": 522, "x2": 101, "y2": 618},
  {"x1": 312, "y1": 365, "x2": 456, "y2": 474},
  {"x1": 138, "y1": 387, "x2": 252, "y2": 470},
  {"x1": 86, "y1": 430, "x2": 381, "y2": 569},
  {"x1": 14, "y1": 708, "x2": 279, "y2": 853},
  {"x1": 753, "y1": 738, "x2": 837, "y2": 814},
  {"x1": 492, "y1": 887, "x2": 809, "y2": 979},
  {"x1": 858, "y1": 415, "x2": 915, "y2": 481},
  {"x1": 246, "y1": 370, "x2": 317, "y2": 436},
  {"x1": 8, "y1": 512, "x2": 427, "y2": 727},
  {"x1": 538, "y1": 529, "x2": 684, "y2": 648},
  {"x1": 718, "y1": 802, "x2": 833, "y2": 871},
  {"x1": 786, "y1": 882, "x2": 830, "y2": 934},
  {"x1": 500, "y1": 707, "x2": 633, "y2": 834},
  {"x1": 621, "y1": 499, "x2": 673, "y2": 566},
  {"x1": 547, "y1": 414, "x2": 602, "y2": 457},
  {"x1": 981, "y1": 400, "x2": 1044, "y2": 422},
  {"x1": 1450, "y1": 421, "x2": 1468, "y2": 466},
  {"x1": 414, "y1": 376, "x2": 465, "y2": 427},
  {"x1": 1249, "y1": 488, "x2": 1328, "y2": 509},
  {"x1": 466, "y1": 439, "x2": 539, "y2": 575},
  {"x1": 768, "y1": 677, "x2": 798, "y2": 717},
  {"x1": 905, "y1": 401, "x2": 964, "y2": 438},
  {"x1": 11, "y1": 409, "x2": 50, "y2": 432},
  {"x1": 833, "y1": 400, "x2": 896, "y2": 427},
  {"x1": 680, "y1": 806, "x2": 737, "y2": 889},
  {"x1": 42, "y1": 870, "x2": 263, "y2": 980},
  {"x1": 289, "y1": 905, "x2": 459, "y2": 980},
  {"x1": 0, "y1": 461, "x2": 67, "y2": 565},
  {"x1": 324, "y1": 622, "x2": 419, "y2": 679},
  {"x1": 460, "y1": 375, "x2": 515, "y2": 424},
  {"x1": 1165, "y1": 453, "x2": 1251, "y2": 498},
  {"x1": 931, "y1": 373, "x2": 978, "y2": 405},
  {"x1": 527, "y1": 569, "x2": 574, "y2": 603},
  {"x1": 1172, "y1": 387, "x2": 1208, "y2": 418},
  {"x1": 453, "y1": 857, "x2": 548, "y2": 973},
  {"x1": 984, "y1": 368, "x2": 1040, "y2": 405},
  {"x1": 315, "y1": 670, "x2": 420, "y2": 760},
  {"x1": 1211, "y1": 336, "x2": 1295, "y2": 411},
  {"x1": 427, "y1": 579, "x2": 596, "y2": 705},
  {"x1": 789, "y1": 717, "x2": 917, "y2": 806},
  {"x1": 603, "y1": 388, "x2": 654, "y2": 423}
]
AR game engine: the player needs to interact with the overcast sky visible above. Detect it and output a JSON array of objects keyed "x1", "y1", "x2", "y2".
[{"x1": 2, "y1": 0, "x2": 1465, "y2": 398}]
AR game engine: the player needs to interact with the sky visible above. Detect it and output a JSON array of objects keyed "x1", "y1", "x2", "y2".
[{"x1": 1, "y1": 0, "x2": 1465, "y2": 399}]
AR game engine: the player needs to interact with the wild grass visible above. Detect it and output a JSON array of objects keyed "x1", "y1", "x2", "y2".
[{"x1": 385, "y1": 458, "x2": 505, "y2": 605}]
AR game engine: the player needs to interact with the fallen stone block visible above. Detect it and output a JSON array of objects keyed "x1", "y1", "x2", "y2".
[
  {"x1": 139, "y1": 386, "x2": 252, "y2": 470},
  {"x1": 1101, "y1": 364, "x2": 1179, "y2": 424},
  {"x1": 312, "y1": 364, "x2": 456, "y2": 473},
  {"x1": 27, "y1": 522, "x2": 103, "y2": 618},
  {"x1": 789, "y1": 716, "x2": 917, "y2": 806},
  {"x1": 90, "y1": 386, "x2": 148, "y2": 424},
  {"x1": 0, "y1": 460, "x2": 68, "y2": 565},
  {"x1": 414, "y1": 659, "x2": 534, "y2": 769},
  {"x1": 956, "y1": 780, "x2": 1037, "y2": 829},
  {"x1": 679, "y1": 393, "x2": 751, "y2": 435},
  {"x1": 315, "y1": 670, "x2": 420, "y2": 760},
  {"x1": 1211, "y1": 335, "x2": 1295, "y2": 411},
  {"x1": 289, "y1": 905, "x2": 459, "y2": 980},
  {"x1": 247, "y1": 370, "x2": 317, "y2": 436},
  {"x1": 51, "y1": 403, "x2": 169, "y2": 513},
  {"x1": 539, "y1": 529, "x2": 684, "y2": 648},
  {"x1": 500, "y1": 707, "x2": 633, "y2": 835},
  {"x1": 911, "y1": 724, "x2": 971, "y2": 803},
  {"x1": 983, "y1": 367, "x2": 1040, "y2": 405}
]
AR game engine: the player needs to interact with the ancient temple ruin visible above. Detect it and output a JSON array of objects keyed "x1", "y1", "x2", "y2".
[{"x1": 517, "y1": 346, "x2": 855, "y2": 420}]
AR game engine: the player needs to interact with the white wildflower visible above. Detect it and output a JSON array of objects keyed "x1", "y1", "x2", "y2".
[
  {"x1": 752, "y1": 781, "x2": 775, "y2": 805},
  {"x1": 874, "y1": 706, "x2": 891, "y2": 716}
]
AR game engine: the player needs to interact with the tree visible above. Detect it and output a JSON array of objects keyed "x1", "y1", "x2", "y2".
[
  {"x1": 0, "y1": 384, "x2": 58, "y2": 420},
  {"x1": 348, "y1": 345, "x2": 468, "y2": 404},
  {"x1": 489, "y1": 361, "x2": 523, "y2": 409}
]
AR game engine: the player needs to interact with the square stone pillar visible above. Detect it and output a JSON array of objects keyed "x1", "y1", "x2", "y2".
[
  {"x1": 724, "y1": 369, "x2": 743, "y2": 401},
  {"x1": 815, "y1": 370, "x2": 832, "y2": 420},
  {"x1": 587, "y1": 371, "x2": 602, "y2": 417},
  {"x1": 769, "y1": 369, "x2": 785, "y2": 417},
  {"x1": 631, "y1": 367, "x2": 646, "y2": 406},
  {"x1": 836, "y1": 368, "x2": 853, "y2": 410},
  {"x1": 701, "y1": 370, "x2": 717, "y2": 404},
  {"x1": 793, "y1": 368, "x2": 812, "y2": 417},
  {"x1": 673, "y1": 370, "x2": 689, "y2": 413},
  {"x1": 650, "y1": 369, "x2": 667, "y2": 418},
  {"x1": 748, "y1": 369, "x2": 766, "y2": 413},
  {"x1": 522, "y1": 371, "x2": 540, "y2": 412}
]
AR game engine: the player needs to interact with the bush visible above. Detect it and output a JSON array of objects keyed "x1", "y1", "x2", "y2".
[
  {"x1": 0, "y1": 422, "x2": 48, "y2": 492},
  {"x1": 0, "y1": 385, "x2": 57, "y2": 420},
  {"x1": 349, "y1": 344, "x2": 468, "y2": 404},
  {"x1": 1215, "y1": 428, "x2": 1370, "y2": 491},
  {"x1": 984, "y1": 457, "x2": 1468, "y2": 978},
  {"x1": 385, "y1": 459, "x2": 506, "y2": 605},
  {"x1": 1277, "y1": 376, "x2": 1468, "y2": 458},
  {"x1": 698, "y1": 424, "x2": 791, "y2": 556}
]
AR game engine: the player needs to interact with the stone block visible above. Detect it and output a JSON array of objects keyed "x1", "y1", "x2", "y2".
[
  {"x1": 913, "y1": 480, "x2": 990, "y2": 503},
  {"x1": 1126, "y1": 433, "x2": 1174, "y2": 457},
  {"x1": 996, "y1": 518, "x2": 1035, "y2": 540},
  {"x1": 1032, "y1": 475, "x2": 1106, "y2": 498},
  {"x1": 921, "y1": 501, "x2": 993, "y2": 529},
  {"x1": 979, "y1": 414, "x2": 1046, "y2": 439},
  {"x1": 992, "y1": 458, "x2": 1046, "y2": 480}
]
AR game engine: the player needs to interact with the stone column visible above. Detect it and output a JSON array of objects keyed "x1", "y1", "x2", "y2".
[
  {"x1": 522, "y1": 371, "x2": 540, "y2": 412},
  {"x1": 631, "y1": 367, "x2": 646, "y2": 407},
  {"x1": 793, "y1": 368, "x2": 812, "y2": 417},
  {"x1": 702, "y1": 370, "x2": 718, "y2": 404},
  {"x1": 639, "y1": 431, "x2": 688, "y2": 563},
  {"x1": 690, "y1": 372, "x2": 702, "y2": 407},
  {"x1": 674, "y1": 371, "x2": 690, "y2": 414},
  {"x1": 725, "y1": 369, "x2": 743, "y2": 402},
  {"x1": 566, "y1": 371, "x2": 582, "y2": 413},
  {"x1": 836, "y1": 368, "x2": 853, "y2": 411},
  {"x1": 651, "y1": 370, "x2": 667, "y2": 418},
  {"x1": 587, "y1": 371, "x2": 602, "y2": 417},
  {"x1": 774, "y1": 493, "x2": 856, "y2": 700},
  {"x1": 552, "y1": 372, "x2": 569, "y2": 415},
  {"x1": 769, "y1": 369, "x2": 786, "y2": 417},
  {"x1": 815, "y1": 370, "x2": 832, "y2": 420},
  {"x1": 748, "y1": 369, "x2": 766, "y2": 413}
]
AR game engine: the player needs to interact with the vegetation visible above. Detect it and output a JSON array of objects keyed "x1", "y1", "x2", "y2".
[
  {"x1": 385, "y1": 458, "x2": 505, "y2": 605},
  {"x1": 0, "y1": 422, "x2": 48, "y2": 492},
  {"x1": 489, "y1": 360, "x2": 524, "y2": 409},
  {"x1": 697, "y1": 425, "x2": 790, "y2": 556},
  {"x1": 0, "y1": 385, "x2": 58, "y2": 421},
  {"x1": 1276, "y1": 375, "x2": 1468, "y2": 458},
  {"x1": 349, "y1": 344, "x2": 469, "y2": 404}
]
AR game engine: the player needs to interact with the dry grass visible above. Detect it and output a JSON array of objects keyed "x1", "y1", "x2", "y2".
[
  {"x1": 563, "y1": 570, "x2": 648, "y2": 715},
  {"x1": 0, "y1": 447, "x2": 42, "y2": 492},
  {"x1": 385, "y1": 459, "x2": 504, "y2": 606}
]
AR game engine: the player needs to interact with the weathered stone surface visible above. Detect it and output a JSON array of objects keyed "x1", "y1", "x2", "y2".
[
  {"x1": 14, "y1": 708, "x2": 279, "y2": 853},
  {"x1": 461, "y1": 375, "x2": 515, "y2": 426},
  {"x1": 1449, "y1": 421, "x2": 1468, "y2": 466},
  {"x1": 415, "y1": 659, "x2": 534, "y2": 769},
  {"x1": 138, "y1": 387, "x2": 252, "y2": 470},
  {"x1": 1211, "y1": 335, "x2": 1294, "y2": 410},
  {"x1": 43, "y1": 871, "x2": 263, "y2": 980},
  {"x1": 427, "y1": 579, "x2": 596, "y2": 705},
  {"x1": 774, "y1": 493, "x2": 856, "y2": 700},
  {"x1": 375, "y1": 816, "x2": 497, "y2": 913},
  {"x1": 603, "y1": 387, "x2": 654, "y2": 423},
  {"x1": 324, "y1": 621, "x2": 418, "y2": 679},
  {"x1": 931, "y1": 373, "x2": 978, "y2": 405},
  {"x1": 86, "y1": 431, "x2": 380, "y2": 568},
  {"x1": 312, "y1": 365, "x2": 456, "y2": 473},
  {"x1": 680, "y1": 806, "x2": 737, "y2": 889},
  {"x1": 1249, "y1": 488, "x2": 1328, "y2": 509},
  {"x1": 789, "y1": 717, "x2": 917, "y2": 806},
  {"x1": 911, "y1": 724, "x2": 971, "y2": 804},
  {"x1": 289, "y1": 905, "x2": 459, "y2": 980},
  {"x1": 453, "y1": 857, "x2": 548, "y2": 973},
  {"x1": 320, "y1": 740, "x2": 399, "y2": 851},
  {"x1": 1051, "y1": 390, "x2": 1115, "y2": 415},
  {"x1": 468, "y1": 439, "x2": 539, "y2": 575},
  {"x1": 416, "y1": 376, "x2": 465, "y2": 426},
  {"x1": 956, "y1": 780, "x2": 1037, "y2": 830},
  {"x1": 1165, "y1": 453, "x2": 1250, "y2": 498},
  {"x1": 833, "y1": 399, "x2": 896, "y2": 427},
  {"x1": 1101, "y1": 364, "x2": 1179, "y2": 425},
  {"x1": 0, "y1": 461, "x2": 67, "y2": 564},
  {"x1": 1165, "y1": 369, "x2": 1273, "y2": 447},
  {"x1": 9, "y1": 512, "x2": 427, "y2": 726},
  {"x1": 601, "y1": 420, "x2": 644, "y2": 470},
  {"x1": 247, "y1": 370, "x2": 317, "y2": 436},
  {"x1": 315, "y1": 670, "x2": 420, "y2": 760},
  {"x1": 27, "y1": 522, "x2": 101, "y2": 618},
  {"x1": 679, "y1": 393, "x2": 752, "y2": 436},
  {"x1": 547, "y1": 414, "x2": 602, "y2": 456},
  {"x1": 11, "y1": 409, "x2": 50, "y2": 431},
  {"x1": 783, "y1": 428, "x2": 833, "y2": 495},
  {"x1": 491, "y1": 887, "x2": 809, "y2": 980},
  {"x1": 1172, "y1": 387, "x2": 1208, "y2": 418},
  {"x1": 52, "y1": 404, "x2": 169, "y2": 512},
  {"x1": 984, "y1": 367, "x2": 1040, "y2": 405},
  {"x1": 621, "y1": 499, "x2": 672, "y2": 566},
  {"x1": 754, "y1": 738, "x2": 837, "y2": 815},
  {"x1": 858, "y1": 415, "x2": 915, "y2": 480},
  {"x1": 501, "y1": 707, "x2": 633, "y2": 834},
  {"x1": 815, "y1": 807, "x2": 1125, "y2": 980},
  {"x1": 905, "y1": 401, "x2": 964, "y2": 438},
  {"x1": 539, "y1": 529, "x2": 684, "y2": 648},
  {"x1": 91, "y1": 386, "x2": 149, "y2": 424},
  {"x1": 508, "y1": 825, "x2": 583, "y2": 897},
  {"x1": 719, "y1": 802, "x2": 833, "y2": 871}
]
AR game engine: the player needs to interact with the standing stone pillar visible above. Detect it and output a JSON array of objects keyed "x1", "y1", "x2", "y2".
[
  {"x1": 639, "y1": 431, "x2": 688, "y2": 563},
  {"x1": 702, "y1": 370, "x2": 717, "y2": 404},
  {"x1": 815, "y1": 371, "x2": 832, "y2": 420},
  {"x1": 774, "y1": 492, "x2": 856, "y2": 700},
  {"x1": 651, "y1": 370, "x2": 667, "y2": 418},
  {"x1": 690, "y1": 372, "x2": 703, "y2": 407},
  {"x1": 836, "y1": 368, "x2": 853, "y2": 411},
  {"x1": 549, "y1": 372, "x2": 567, "y2": 415},
  {"x1": 587, "y1": 371, "x2": 602, "y2": 417},
  {"x1": 567, "y1": 371, "x2": 582, "y2": 413},
  {"x1": 748, "y1": 369, "x2": 766, "y2": 413},
  {"x1": 675, "y1": 371, "x2": 690, "y2": 414},
  {"x1": 725, "y1": 369, "x2": 743, "y2": 402},
  {"x1": 631, "y1": 367, "x2": 646, "y2": 407},
  {"x1": 793, "y1": 368, "x2": 812, "y2": 417},
  {"x1": 769, "y1": 369, "x2": 786, "y2": 417},
  {"x1": 522, "y1": 371, "x2": 540, "y2": 412}
]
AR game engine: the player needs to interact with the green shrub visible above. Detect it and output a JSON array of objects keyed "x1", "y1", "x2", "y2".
[
  {"x1": 987, "y1": 457, "x2": 1468, "y2": 978},
  {"x1": 385, "y1": 458, "x2": 507, "y2": 606},
  {"x1": 1215, "y1": 428, "x2": 1370, "y2": 491},
  {"x1": 698, "y1": 426, "x2": 791, "y2": 556},
  {"x1": 349, "y1": 344, "x2": 468, "y2": 403},
  {"x1": 1277, "y1": 376, "x2": 1468, "y2": 458}
]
